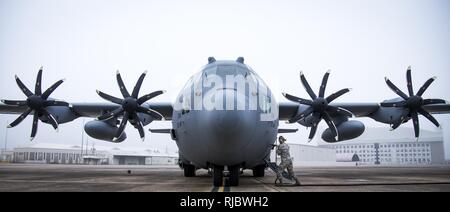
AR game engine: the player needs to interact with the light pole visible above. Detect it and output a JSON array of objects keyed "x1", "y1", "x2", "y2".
[
  {"x1": 4, "y1": 119, "x2": 8, "y2": 152},
  {"x1": 81, "y1": 118, "x2": 85, "y2": 163},
  {"x1": 85, "y1": 136, "x2": 89, "y2": 155}
]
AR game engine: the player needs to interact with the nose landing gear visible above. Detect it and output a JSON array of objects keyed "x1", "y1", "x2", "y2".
[
  {"x1": 212, "y1": 164, "x2": 241, "y2": 187},
  {"x1": 213, "y1": 165, "x2": 224, "y2": 187},
  {"x1": 228, "y1": 165, "x2": 240, "y2": 186}
]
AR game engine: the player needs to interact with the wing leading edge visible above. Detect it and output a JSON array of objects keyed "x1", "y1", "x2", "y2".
[
  {"x1": 0, "y1": 102, "x2": 173, "y2": 120},
  {"x1": 279, "y1": 102, "x2": 450, "y2": 121}
]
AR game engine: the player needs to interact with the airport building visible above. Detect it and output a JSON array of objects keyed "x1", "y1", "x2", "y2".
[
  {"x1": 10, "y1": 143, "x2": 178, "y2": 165},
  {"x1": 318, "y1": 127, "x2": 445, "y2": 165},
  {"x1": 0, "y1": 150, "x2": 13, "y2": 162},
  {"x1": 271, "y1": 143, "x2": 336, "y2": 166}
]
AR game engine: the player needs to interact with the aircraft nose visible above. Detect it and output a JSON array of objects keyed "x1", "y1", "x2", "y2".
[
  {"x1": 211, "y1": 109, "x2": 242, "y2": 136},
  {"x1": 200, "y1": 90, "x2": 258, "y2": 153}
]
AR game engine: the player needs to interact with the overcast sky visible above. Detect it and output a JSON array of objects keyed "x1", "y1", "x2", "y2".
[{"x1": 1, "y1": 0, "x2": 449, "y2": 158}]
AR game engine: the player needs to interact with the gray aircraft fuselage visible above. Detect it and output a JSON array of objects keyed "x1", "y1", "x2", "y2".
[{"x1": 171, "y1": 60, "x2": 278, "y2": 169}]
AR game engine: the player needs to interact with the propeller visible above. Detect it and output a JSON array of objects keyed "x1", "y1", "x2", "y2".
[
  {"x1": 1, "y1": 67, "x2": 69, "y2": 140},
  {"x1": 282, "y1": 70, "x2": 353, "y2": 142},
  {"x1": 382, "y1": 66, "x2": 446, "y2": 139},
  {"x1": 96, "y1": 70, "x2": 165, "y2": 142}
]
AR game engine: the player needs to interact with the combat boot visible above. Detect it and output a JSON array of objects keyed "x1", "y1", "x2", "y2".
[{"x1": 294, "y1": 178, "x2": 301, "y2": 186}]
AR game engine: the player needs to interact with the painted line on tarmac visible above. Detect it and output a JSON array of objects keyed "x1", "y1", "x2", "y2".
[{"x1": 211, "y1": 178, "x2": 230, "y2": 192}]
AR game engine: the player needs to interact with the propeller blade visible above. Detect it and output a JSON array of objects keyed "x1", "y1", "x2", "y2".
[
  {"x1": 1, "y1": 100, "x2": 27, "y2": 106},
  {"x1": 323, "y1": 112, "x2": 339, "y2": 140},
  {"x1": 96, "y1": 107, "x2": 124, "y2": 121},
  {"x1": 418, "y1": 108, "x2": 440, "y2": 128},
  {"x1": 406, "y1": 67, "x2": 414, "y2": 96},
  {"x1": 287, "y1": 106, "x2": 314, "y2": 124},
  {"x1": 116, "y1": 71, "x2": 130, "y2": 98},
  {"x1": 299, "y1": 71, "x2": 317, "y2": 100},
  {"x1": 132, "y1": 71, "x2": 147, "y2": 98},
  {"x1": 8, "y1": 108, "x2": 33, "y2": 128},
  {"x1": 308, "y1": 124, "x2": 318, "y2": 142},
  {"x1": 326, "y1": 106, "x2": 354, "y2": 117},
  {"x1": 114, "y1": 112, "x2": 129, "y2": 141},
  {"x1": 41, "y1": 109, "x2": 59, "y2": 131},
  {"x1": 96, "y1": 90, "x2": 123, "y2": 105},
  {"x1": 15, "y1": 75, "x2": 33, "y2": 97},
  {"x1": 132, "y1": 112, "x2": 145, "y2": 141},
  {"x1": 325, "y1": 88, "x2": 351, "y2": 103},
  {"x1": 380, "y1": 101, "x2": 406, "y2": 107},
  {"x1": 416, "y1": 77, "x2": 436, "y2": 97},
  {"x1": 43, "y1": 100, "x2": 70, "y2": 107},
  {"x1": 35, "y1": 67, "x2": 43, "y2": 95},
  {"x1": 137, "y1": 90, "x2": 166, "y2": 105},
  {"x1": 30, "y1": 113, "x2": 39, "y2": 141},
  {"x1": 137, "y1": 106, "x2": 164, "y2": 120},
  {"x1": 318, "y1": 70, "x2": 330, "y2": 98},
  {"x1": 411, "y1": 111, "x2": 420, "y2": 139},
  {"x1": 384, "y1": 77, "x2": 409, "y2": 100},
  {"x1": 41, "y1": 79, "x2": 65, "y2": 99},
  {"x1": 282, "y1": 93, "x2": 313, "y2": 106},
  {"x1": 423, "y1": 99, "x2": 446, "y2": 105}
]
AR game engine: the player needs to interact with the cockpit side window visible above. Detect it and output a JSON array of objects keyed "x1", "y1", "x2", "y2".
[{"x1": 245, "y1": 68, "x2": 272, "y2": 113}]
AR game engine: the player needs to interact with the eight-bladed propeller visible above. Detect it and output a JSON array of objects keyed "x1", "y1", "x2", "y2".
[
  {"x1": 1, "y1": 67, "x2": 69, "y2": 140},
  {"x1": 382, "y1": 66, "x2": 446, "y2": 139},
  {"x1": 283, "y1": 71, "x2": 353, "y2": 142},
  {"x1": 96, "y1": 71, "x2": 165, "y2": 142}
]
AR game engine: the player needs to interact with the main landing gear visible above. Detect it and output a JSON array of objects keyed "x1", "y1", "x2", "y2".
[
  {"x1": 183, "y1": 163, "x2": 196, "y2": 177},
  {"x1": 252, "y1": 164, "x2": 266, "y2": 177}
]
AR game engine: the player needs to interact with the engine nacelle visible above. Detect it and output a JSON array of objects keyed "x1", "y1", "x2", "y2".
[
  {"x1": 84, "y1": 120, "x2": 126, "y2": 142},
  {"x1": 43, "y1": 106, "x2": 78, "y2": 124},
  {"x1": 322, "y1": 120, "x2": 365, "y2": 143}
]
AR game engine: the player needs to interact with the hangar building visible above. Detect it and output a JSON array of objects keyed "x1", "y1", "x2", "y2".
[
  {"x1": 10, "y1": 143, "x2": 178, "y2": 165},
  {"x1": 318, "y1": 127, "x2": 445, "y2": 165}
]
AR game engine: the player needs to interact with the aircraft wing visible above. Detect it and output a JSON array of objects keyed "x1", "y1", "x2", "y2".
[
  {"x1": 0, "y1": 102, "x2": 173, "y2": 120},
  {"x1": 278, "y1": 102, "x2": 450, "y2": 120}
]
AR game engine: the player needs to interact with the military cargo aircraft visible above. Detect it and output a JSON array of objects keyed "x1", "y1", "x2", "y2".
[{"x1": 1, "y1": 57, "x2": 449, "y2": 186}]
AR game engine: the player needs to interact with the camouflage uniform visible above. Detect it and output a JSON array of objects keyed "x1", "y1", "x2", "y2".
[{"x1": 276, "y1": 143, "x2": 300, "y2": 184}]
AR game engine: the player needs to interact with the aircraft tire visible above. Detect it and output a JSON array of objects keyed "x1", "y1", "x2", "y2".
[
  {"x1": 229, "y1": 165, "x2": 240, "y2": 186},
  {"x1": 252, "y1": 164, "x2": 265, "y2": 177},
  {"x1": 183, "y1": 164, "x2": 196, "y2": 177},
  {"x1": 213, "y1": 165, "x2": 223, "y2": 187}
]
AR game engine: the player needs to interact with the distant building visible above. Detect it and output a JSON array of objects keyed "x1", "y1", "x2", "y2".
[
  {"x1": 11, "y1": 143, "x2": 178, "y2": 165},
  {"x1": 318, "y1": 128, "x2": 445, "y2": 165},
  {"x1": 336, "y1": 153, "x2": 360, "y2": 162},
  {"x1": 13, "y1": 144, "x2": 86, "y2": 164},
  {"x1": 271, "y1": 143, "x2": 336, "y2": 166},
  {"x1": 0, "y1": 150, "x2": 13, "y2": 163}
]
